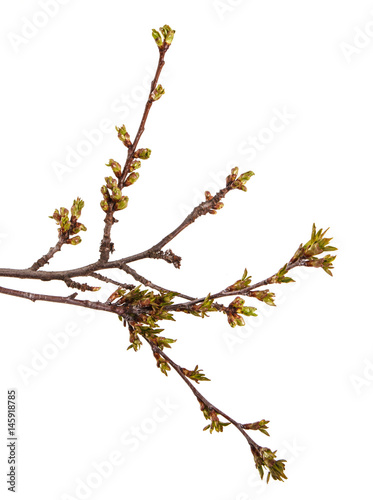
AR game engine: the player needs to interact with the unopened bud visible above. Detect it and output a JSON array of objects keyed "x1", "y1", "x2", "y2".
[
  {"x1": 134, "y1": 148, "x2": 151, "y2": 160},
  {"x1": 205, "y1": 191, "x2": 213, "y2": 201},
  {"x1": 152, "y1": 29, "x2": 163, "y2": 48},
  {"x1": 124, "y1": 172, "x2": 139, "y2": 186},
  {"x1": 160, "y1": 25, "x2": 175, "y2": 44},
  {"x1": 106, "y1": 159, "x2": 122, "y2": 178},
  {"x1": 151, "y1": 84, "x2": 165, "y2": 101},
  {"x1": 100, "y1": 200, "x2": 109, "y2": 212},
  {"x1": 70, "y1": 236, "x2": 82, "y2": 245},
  {"x1": 115, "y1": 196, "x2": 129, "y2": 211},
  {"x1": 111, "y1": 186, "x2": 123, "y2": 201}
]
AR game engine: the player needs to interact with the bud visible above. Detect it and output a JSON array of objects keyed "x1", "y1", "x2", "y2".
[
  {"x1": 105, "y1": 176, "x2": 116, "y2": 189},
  {"x1": 115, "y1": 125, "x2": 131, "y2": 147},
  {"x1": 60, "y1": 216, "x2": 71, "y2": 232},
  {"x1": 49, "y1": 209, "x2": 61, "y2": 222},
  {"x1": 111, "y1": 186, "x2": 123, "y2": 201},
  {"x1": 134, "y1": 148, "x2": 151, "y2": 160},
  {"x1": 151, "y1": 84, "x2": 165, "y2": 101},
  {"x1": 231, "y1": 167, "x2": 239, "y2": 178},
  {"x1": 124, "y1": 172, "x2": 139, "y2": 186},
  {"x1": 101, "y1": 185, "x2": 110, "y2": 198},
  {"x1": 215, "y1": 202, "x2": 224, "y2": 210},
  {"x1": 71, "y1": 197, "x2": 84, "y2": 219},
  {"x1": 131, "y1": 160, "x2": 141, "y2": 170},
  {"x1": 152, "y1": 29, "x2": 163, "y2": 48},
  {"x1": 106, "y1": 159, "x2": 122, "y2": 178},
  {"x1": 238, "y1": 171, "x2": 255, "y2": 184},
  {"x1": 60, "y1": 207, "x2": 69, "y2": 218},
  {"x1": 205, "y1": 191, "x2": 213, "y2": 201},
  {"x1": 115, "y1": 196, "x2": 129, "y2": 211},
  {"x1": 236, "y1": 316, "x2": 245, "y2": 327},
  {"x1": 70, "y1": 236, "x2": 82, "y2": 245},
  {"x1": 100, "y1": 200, "x2": 109, "y2": 212},
  {"x1": 160, "y1": 25, "x2": 175, "y2": 44}
]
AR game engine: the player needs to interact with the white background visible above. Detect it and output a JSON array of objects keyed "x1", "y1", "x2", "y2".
[{"x1": 1, "y1": 1, "x2": 372, "y2": 499}]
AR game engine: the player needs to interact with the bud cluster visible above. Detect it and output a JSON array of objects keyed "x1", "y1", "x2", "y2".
[
  {"x1": 200, "y1": 402, "x2": 231, "y2": 434},
  {"x1": 115, "y1": 125, "x2": 132, "y2": 147},
  {"x1": 150, "y1": 84, "x2": 165, "y2": 102},
  {"x1": 100, "y1": 175, "x2": 129, "y2": 213},
  {"x1": 182, "y1": 365, "x2": 210, "y2": 384},
  {"x1": 226, "y1": 268, "x2": 252, "y2": 291},
  {"x1": 253, "y1": 447, "x2": 287, "y2": 483},
  {"x1": 226, "y1": 167, "x2": 255, "y2": 192},
  {"x1": 242, "y1": 419, "x2": 270, "y2": 436},
  {"x1": 152, "y1": 24, "x2": 175, "y2": 49},
  {"x1": 49, "y1": 197, "x2": 87, "y2": 245},
  {"x1": 248, "y1": 289, "x2": 276, "y2": 307},
  {"x1": 226, "y1": 297, "x2": 257, "y2": 327},
  {"x1": 204, "y1": 191, "x2": 224, "y2": 214},
  {"x1": 290, "y1": 223, "x2": 337, "y2": 276}
]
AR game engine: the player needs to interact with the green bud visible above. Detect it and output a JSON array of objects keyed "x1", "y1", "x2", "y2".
[
  {"x1": 49, "y1": 209, "x2": 61, "y2": 222},
  {"x1": 124, "y1": 172, "x2": 139, "y2": 186},
  {"x1": 242, "y1": 306, "x2": 258, "y2": 317},
  {"x1": 160, "y1": 25, "x2": 175, "y2": 44},
  {"x1": 131, "y1": 160, "x2": 141, "y2": 170},
  {"x1": 231, "y1": 167, "x2": 239, "y2": 178},
  {"x1": 115, "y1": 196, "x2": 129, "y2": 211},
  {"x1": 134, "y1": 148, "x2": 151, "y2": 160},
  {"x1": 152, "y1": 29, "x2": 163, "y2": 47},
  {"x1": 105, "y1": 176, "x2": 117, "y2": 189},
  {"x1": 60, "y1": 216, "x2": 71, "y2": 232},
  {"x1": 106, "y1": 159, "x2": 122, "y2": 178},
  {"x1": 70, "y1": 236, "x2": 81, "y2": 245},
  {"x1": 236, "y1": 316, "x2": 245, "y2": 327},
  {"x1": 111, "y1": 186, "x2": 123, "y2": 201},
  {"x1": 71, "y1": 197, "x2": 84, "y2": 219},
  {"x1": 100, "y1": 200, "x2": 109, "y2": 212},
  {"x1": 151, "y1": 84, "x2": 165, "y2": 101},
  {"x1": 115, "y1": 125, "x2": 131, "y2": 147},
  {"x1": 101, "y1": 185, "x2": 109, "y2": 200},
  {"x1": 238, "y1": 171, "x2": 255, "y2": 184}
]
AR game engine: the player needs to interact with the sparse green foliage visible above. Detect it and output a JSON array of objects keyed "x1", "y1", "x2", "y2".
[
  {"x1": 1, "y1": 24, "x2": 338, "y2": 488},
  {"x1": 200, "y1": 403, "x2": 231, "y2": 433},
  {"x1": 242, "y1": 419, "x2": 270, "y2": 436},
  {"x1": 182, "y1": 365, "x2": 210, "y2": 384},
  {"x1": 253, "y1": 447, "x2": 287, "y2": 483},
  {"x1": 226, "y1": 268, "x2": 252, "y2": 291}
]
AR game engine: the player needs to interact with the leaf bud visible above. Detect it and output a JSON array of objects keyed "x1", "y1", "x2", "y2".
[
  {"x1": 100, "y1": 200, "x2": 109, "y2": 212},
  {"x1": 124, "y1": 172, "x2": 139, "y2": 186},
  {"x1": 115, "y1": 125, "x2": 132, "y2": 147},
  {"x1": 106, "y1": 159, "x2": 122, "y2": 178},
  {"x1": 151, "y1": 84, "x2": 165, "y2": 101},
  {"x1": 70, "y1": 236, "x2": 82, "y2": 245},
  {"x1": 115, "y1": 196, "x2": 129, "y2": 211},
  {"x1": 152, "y1": 29, "x2": 163, "y2": 47},
  {"x1": 134, "y1": 148, "x2": 151, "y2": 160}
]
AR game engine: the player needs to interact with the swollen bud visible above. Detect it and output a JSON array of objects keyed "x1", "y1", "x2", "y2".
[
  {"x1": 160, "y1": 25, "x2": 175, "y2": 44},
  {"x1": 111, "y1": 186, "x2": 123, "y2": 201},
  {"x1": 152, "y1": 29, "x2": 163, "y2": 47},
  {"x1": 100, "y1": 200, "x2": 109, "y2": 212},
  {"x1": 130, "y1": 160, "x2": 141, "y2": 170},
  {"x1": 101, "y1": 185, "x2": 110, "y2": 200},
  {"x1": 70, "y1": 236, "x2": 82, "y2": 245},
  {"x1": 115, "y1": 196, "x2": 129, "y2": 211},
  {"x1": 115, "y1": 125, "x2": 131, "y2": 147},
  {"x1": 106, "y1": 159, "x2": 122, "y2": 178},
  {"x1": 134, "y1": 148, "x2": 151, "y2": 160},
  {"x1": 151, "y1": 84, "x2": 165, "y2": 101},
  {"x1": 124, "y1": 172, "x2": 139, "y2": 186}
]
